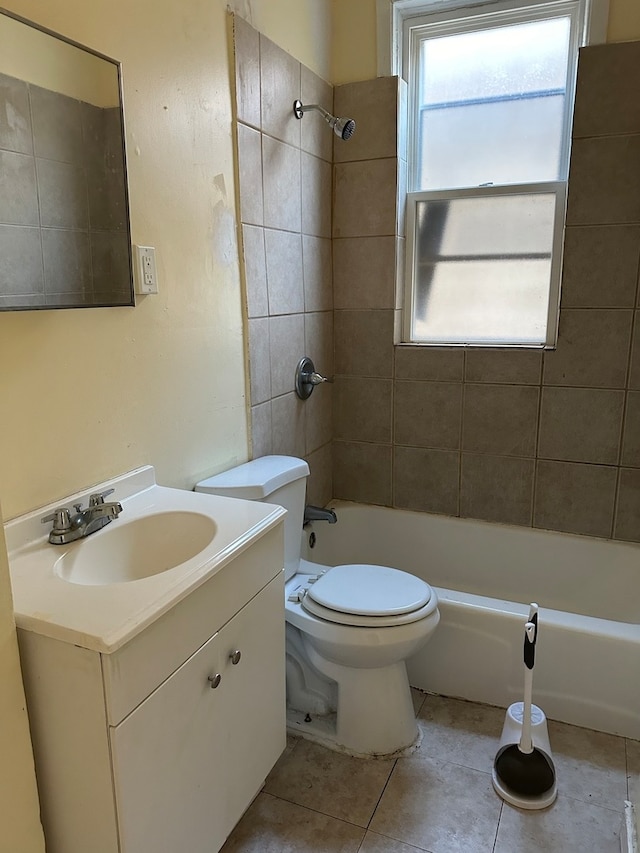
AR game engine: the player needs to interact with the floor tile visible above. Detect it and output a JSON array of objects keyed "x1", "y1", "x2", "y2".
[
  {"x1": 547, "y1": 720, "x2": 627, "y2": 811},
  {"x1": 358, "y1": 830, "x2": 432, "y2": 852},
  {"x1": 263, "y1": 738, "x2": 395, "y2": 827},
  {"x1": 221, "y1": 792, "x2": 365, "y2": 852},
  {"x1": 494, "y1": 795, "x2": 621, "y2": 853},
  {"x1": 628, "y1": 738, "x2": 640, "y2": 803},
  {"x1": 369, "y1": 757, "x2": 501, "y2": 853},
  {"x1": 411, "y1": 687, "x2": 427, "y2": 716},
  {"x1": 415, "y1": 694, "x2": 505, "y2": 774}
]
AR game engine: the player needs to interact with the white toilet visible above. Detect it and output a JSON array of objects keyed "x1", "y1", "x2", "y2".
[{"x1": 196, "y1": 455, "x2": 439, "y2": 757}]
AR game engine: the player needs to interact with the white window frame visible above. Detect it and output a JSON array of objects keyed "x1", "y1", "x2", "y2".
[{"x1": 377, "y1": 0, "x2": 609, "y2": 348}]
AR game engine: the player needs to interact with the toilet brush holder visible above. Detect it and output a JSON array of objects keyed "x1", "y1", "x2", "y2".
[
  {"x1": 498, "y1": 701, "x2": 553, "y2": 756},
  {"x1": 493, "y1": 701, "x2": 557, "y2": 809}
]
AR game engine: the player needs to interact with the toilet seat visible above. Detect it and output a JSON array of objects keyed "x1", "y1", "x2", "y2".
[{"x1": 301, "y1": 564, "x2": 437, "y2": 628}]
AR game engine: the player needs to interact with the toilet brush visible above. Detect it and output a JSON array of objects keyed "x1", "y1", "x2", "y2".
[{"x1": 492, "y1": 604, "x2": 557, "y2": 809}]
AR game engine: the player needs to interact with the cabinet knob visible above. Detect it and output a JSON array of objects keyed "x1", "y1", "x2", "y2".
[
  {"x1": 208, "y1": 673, "x2": 222, "y2": 689},
  {"x1": 229, "y1": 650, "x2": 242, "y2": 665}
]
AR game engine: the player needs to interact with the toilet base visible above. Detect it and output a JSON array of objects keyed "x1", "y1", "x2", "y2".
[{"x1": 286, "y1": 707, "x2": 423, "y2": 760}]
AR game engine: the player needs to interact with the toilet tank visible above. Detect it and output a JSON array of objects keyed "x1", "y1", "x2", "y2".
[{"x1": 195, "y1": 456, "x2": 309, "y2": 581}]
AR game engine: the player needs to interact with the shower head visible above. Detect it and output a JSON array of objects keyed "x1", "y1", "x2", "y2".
[{"x1": 293, "y1": 100, "x2": 356, "y2": 141}]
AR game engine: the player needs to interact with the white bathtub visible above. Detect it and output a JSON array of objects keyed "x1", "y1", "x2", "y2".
[{"x1": 303, "y1": 501, "x2": 640, "y2": 740}]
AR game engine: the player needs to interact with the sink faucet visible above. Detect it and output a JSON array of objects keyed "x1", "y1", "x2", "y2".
[{"x1": 41, "y1": 489, "x2": 123, "y2": 545}]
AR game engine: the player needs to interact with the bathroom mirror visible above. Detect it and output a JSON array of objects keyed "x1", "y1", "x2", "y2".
[{"x1": 0, "y1": 9, "x2": 134, "y2": 310}]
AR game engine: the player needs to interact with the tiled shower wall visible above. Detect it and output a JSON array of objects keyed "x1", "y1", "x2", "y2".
[
  {"x1": 0, "y1": 72, "x2": 129, "y2": 308},
  {"x1": 233, "y1": 17, "x2": 333, "y2": 505},
  {"x1": 332, "y1": 40, "x2": 640, "y2": 543}
]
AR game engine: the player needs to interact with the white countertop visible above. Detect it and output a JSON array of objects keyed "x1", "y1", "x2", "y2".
[{"x1": 6, "y1": 466, "x2": 285, "y2": 654}]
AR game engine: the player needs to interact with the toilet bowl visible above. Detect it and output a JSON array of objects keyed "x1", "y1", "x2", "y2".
[{"x1": 196, "y1": 455, "x2": 440, "y2": 757}]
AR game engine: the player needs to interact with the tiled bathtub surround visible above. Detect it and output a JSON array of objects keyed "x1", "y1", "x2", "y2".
[
  {"x1": 233, "y1": 16, "x2": 333, "y2": 505},
  {"x1": 0, "y1": 72, "x2": 130, "y2": 308},
  {"x1": 332, "y1": 41, "x2": 640, "y2": 543}
]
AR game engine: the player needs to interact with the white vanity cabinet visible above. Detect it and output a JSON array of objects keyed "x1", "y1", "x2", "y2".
[
  {"x1": 111, "y1": 576, "x2": 283, "y2": 853},
  {"x1": 17, "y1": 524, "x2": 285, "y2": 853}
]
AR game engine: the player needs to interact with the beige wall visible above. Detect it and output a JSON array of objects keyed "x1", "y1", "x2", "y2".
[
  {"x1": 331, "y1": 0, "x2": 640, "y2": 84},
  {"x1": 0, "y1": 1, "x2": 330, "y2": 848},
  {"x1": 0, "y1": 511, "x2": 45, "y2": 852}
]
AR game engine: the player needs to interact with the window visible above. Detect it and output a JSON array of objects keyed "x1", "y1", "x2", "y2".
[{"x1": 389, "y1": 0, "x2": 606, "y2": 347}]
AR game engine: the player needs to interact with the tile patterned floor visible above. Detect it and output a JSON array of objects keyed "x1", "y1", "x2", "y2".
[{"x1": 222, "y1": 692, "x2": 638, "y2": 852}]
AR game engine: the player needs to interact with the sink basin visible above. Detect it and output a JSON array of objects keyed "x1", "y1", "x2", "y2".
[{"x1": 54, "y1": 511, "x2": 217, "y2": 586}]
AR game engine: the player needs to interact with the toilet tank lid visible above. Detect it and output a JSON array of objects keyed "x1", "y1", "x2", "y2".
[{"x1": 195, "y1": 455, "x2": 309, "y2": 500}]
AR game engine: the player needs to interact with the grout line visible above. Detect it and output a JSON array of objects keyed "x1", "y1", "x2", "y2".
[
  {"x1": 366, "y1": 758, "x2": 399, "y2": 831},
  {"x1": 492, "y1": 802, "x2": 504, "y2": 853}
]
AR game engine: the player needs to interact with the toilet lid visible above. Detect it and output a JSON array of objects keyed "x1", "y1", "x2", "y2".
[{"x1": 306, "y1": 564, "x2": 432, "y2": 617}]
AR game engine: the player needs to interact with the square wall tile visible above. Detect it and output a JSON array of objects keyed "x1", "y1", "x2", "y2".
[
  {"x1": 271, "y1": 392, "x2": 305, "y2": 457},
  {"x1": 333, "y1": 440, "x2": 392, "y2": 505},
  {"x1": 393, "y1": 446, "x2": 459, "y2": 516},
  {"x1": 566, "y1": 135, "x2": 640, "y2": 225},
  {"x1": 628, "y1": 311, "x2": 640, "y2": 389},
  {"x1": 615, "y1": 468, "x2": 640, "y2": 542},
  {"x1": 30, "y1": 85, "x2": 84, "y2": 164},
  {"x1": 0, "y1": 72, "x2": 32, "y2": 154},
  {"x1": 90, "y1": 231, "x2": 131, "y2": 299},
  {"x1": 561, "y1": 225, "x2": 640, "y2": 308},
  {"x1": 464, "y1": 348, "x2": 542, "y2": 385},
  {"x1": 36, "y1": 159, "x2": 89, "y2": 230},
  {"x1": 333, "y1": 236, "x2": 397, "y2": 310},
  {"x1": 462, "y1": 384, "x2": 539, "y2": 457},
  {"x1": 236, "y1": 123, "x2": 263, "y2": 226},
  {"x1": 543, "y1": 309, "x2": 633, "y2": 389},
  {"x1": 461, "y1": 453, "x2": 535, "y2": 526},
  {"x1": 242, "y1": 224, "x2": 268, "y2": 318},
  {"x1": 334, "y1": 377, "x2": 392, "y2": 443},
  {"x1": 0, "y1": 150, "x2": 38, "y2": 225},
  {"x1": 533, "y1": 460, "x2": 617, "y2": 538},
  {"x1": 250, "y1": 401, "x2": 272, "y2": 458},
  {"x1": 301, "y1": 151, "x2": 331, "y2": 238},
  {"x1": 305, "y1": 442, "x2": 333, "y2": 508},
  {"x1": 262, "y1": 135, "x2": 301, "y2": 232},
  {"x1": 573, "y1": 41, "x2": 640, "y2": 138},
  {"x1": 233, "y1": 15, "x2": 261, "y2": 129},
  {"x1": 264, "y1": 228, "x2": 304, "y2": 315},
  {"x1": 395, "y1": 346, "x2": 464, "y2": 381},
  {"x1": 259, "y1": 34, "x2": 300, "y2": 147},
  {"x1": 333, "y1": 77, "x2": 400, "y2": 163},
  {"x1": 333, "y1": 159, "x2": 398, "y2": 239},
  {"x1": 538, "y1": 387, "x2": 625, "y2": 465},
  {"x1": 0, "y1": 225, "x2": 43, "y2": 295},
  {"x1": 248, "y1": 317, "x2": 271, "y2": 405},
  {"x1": 302, "y1": 235, "x2": 332, "y2": 312},
  {"x1": 395, "y1": 380, "x2": 462, "y2": 450},
  {"x1": 305, "y1": 386, "x2": 332, "y2": 454},
  {"x1": 304, "y1": 310, "x2": 334, "y2": 378},
  {"x1": 622, "y1": 391, "x2": 640, "y2": 466},
  {"x1": 300, "y1": 66, "x2": 333, "y2": 163},
  {"x1": 269, "y1": 313, "x2": 305, "y2": 397},
  {"x1": 42, "y1": 229, "x2": 92, "y2": 296},
  {"x1": 334, "y1": 310, "x2": 394, "y2": 377}
]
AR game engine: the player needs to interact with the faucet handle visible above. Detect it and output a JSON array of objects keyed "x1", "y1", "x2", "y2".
[
  {"x1": 41, "y1": 508, "x2": 72, "y2": 532},
  {"x1": 89, "y1": 489, "x2": 115, "y2": 507}
]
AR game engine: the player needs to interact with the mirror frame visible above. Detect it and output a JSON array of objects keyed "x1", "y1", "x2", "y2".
[{"x1": 0, "y1": 7, "x2": 135, "y2": 310}]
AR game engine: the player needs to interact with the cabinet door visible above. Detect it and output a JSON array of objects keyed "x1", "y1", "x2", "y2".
[{"x1": 110, "y1": 574, "x2": 285, "y2": 853}]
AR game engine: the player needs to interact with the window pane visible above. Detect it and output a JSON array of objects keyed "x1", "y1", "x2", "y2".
[
  {"x1": 417, "y1": 18, "x2": 571, "y2": 190},
  {"x1": 411, "y1": 193, "x2": 556, "y2": 344}
]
